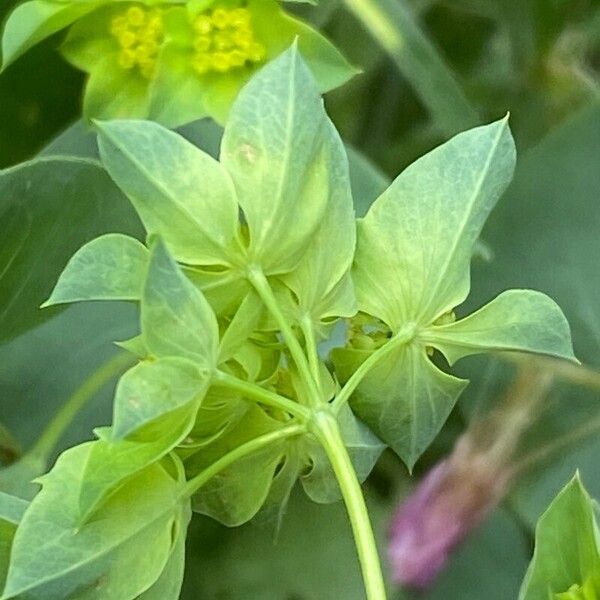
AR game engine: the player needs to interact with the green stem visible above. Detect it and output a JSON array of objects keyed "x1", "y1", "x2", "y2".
[
  {"x1": 183, "y1": 423, "x2": 305, "y2": 497},
  {"x1": 213, "y1": 370, "x2": 310, "y2": 420},
  {"x1": 30, "y1": 352, "x2": 134, "y2": 460},
  {"x1": 333, "y1": 328, "x2": 413, "y2": 413},
  {"x1": 342, "y1": 0, "x2": 478, "y2": 136},
  {"x1": 247, "y1": 267, "x2": 322, "y2": 407},
  {"x1": 310, "y1": 410, "x2": 387, "y2": 600},
  {"x1": 300, "y1": 314, "x2": 324, "y2": 397},
  {"x1": 512, "y1": 412, "x2": 600, "y2": 476}
]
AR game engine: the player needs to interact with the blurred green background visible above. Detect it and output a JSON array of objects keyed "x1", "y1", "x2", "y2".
[{"x1": 1, "y1": 0, "x2": 599, "y2": 598}]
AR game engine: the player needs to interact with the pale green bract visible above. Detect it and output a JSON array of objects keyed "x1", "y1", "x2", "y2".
[
  {"x1": 519, "y1": 474, "x2": 600, "y2": 600},
  {"x1": 17, "y1": 47, "x2": 578, "y2": 600},
  {"x1": 1, "y1": 444, "x2": 186, "y2": 600},
  {"x1": 335, "y1": 116, "x2": 576, "y2": 469},
  {"x1": 43, "y1": 234, "x2": 148, "y2": 306}
]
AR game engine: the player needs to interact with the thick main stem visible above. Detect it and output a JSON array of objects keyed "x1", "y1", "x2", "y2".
[{"x1": 311, "y1": 410, "x2": 387, "y2": 600}]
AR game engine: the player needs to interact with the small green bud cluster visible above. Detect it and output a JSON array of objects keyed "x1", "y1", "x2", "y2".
[
  {"x1": 191, "y1": 6, "x2": 266, "y2": 75},
  {"x1": 111, "y1": 6, "x2": 164, "y2": 79}
]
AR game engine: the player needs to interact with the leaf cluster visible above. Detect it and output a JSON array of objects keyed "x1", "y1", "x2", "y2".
[{"x1": 0, "y1": 46, "x2": 577, "y2": 598}]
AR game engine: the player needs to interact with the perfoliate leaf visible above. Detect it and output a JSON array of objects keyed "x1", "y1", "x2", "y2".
[
  {"x1": 43, "y1": 234, "x2": 148, "y2": 307},
  {"x1": 421, "y1": 290, "x2": 577, "y2": 365},
  {"x1": 0, "y1": 156, "x2": 142, "y2": 342},
  {"x1": 115, "y1": 334, "x2": 149, "y2": 359},
  {"x1": 0, "y1": 454, "x2": 46, "y2": 501},
  {"x1": 221, "y1": 44, "x2": 334, "y2": 274},
  {"x1": 112, "y1": 357, "x2": 207, "y2": 440},
  {"x1": 281, "y1": 122, "x2": 357, "y2": 326},
  {"x1": 185, "y1": 405, "x2": 286, "y2": 527},
  {"x1": 76, "y1": 419, "x2": 192, "y2": 524},
  {"x1": 218, "y1": 290, "x2": 264, "y2": 364},
  {"x1": 1, "y1": 0, "x2": 101, "y2": 70},
  {"x1": 138, "y1": 503, "x2": 191, "y2": 600},
  {"x1": 96, "y1": 119, "x2": 241, "y2": 266},
  {"x1": 354, "y1": 117, "x2": 516, "y2": 330},
  {"x1": 182, "y1": 389, "x2": 249, "y2": 449},
  {"x1": 332, "y1": 344, "x2": 467, "y2": 470},
  {"x1": 142, "y1": 240, "x2": 219, "y2": 365},
  {"x1": 301, "y1": 404, "x2": 384, "y2": 503},
  {"x1": 2, "y1": 444, "x2": 182, "y2": 600},
  {"x1": 519, "y1": 474, "x2": 600, "y2": 600}
]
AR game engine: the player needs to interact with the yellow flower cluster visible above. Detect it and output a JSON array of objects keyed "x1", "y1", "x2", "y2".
[
  {"x1": 111, "y1": 6, "x2": 164, "y2": 80},
  {"x1": 191, "y1": 6, "x2": 266, "y2": 76}
]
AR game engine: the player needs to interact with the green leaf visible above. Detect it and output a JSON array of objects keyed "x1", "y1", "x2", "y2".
[
  {"x1": 281, "y1": 123, "x2": 357, "y2": 326},
  {"x1": 0, "y1": 493, "x2": 28, "y2": 591},
  {"x1": 0, "y1": 157, "x2": 142, "y2": 342},
  {"x1": 519, "y1": 474, "x2": 600, "y2": 600},
  {"x1": 332, "y1": 344, "x2": 467, "y2": 469},
  {"x1": 96, "y1": 119, "x2": 241, "y2": 266},
  {"x1": 1, "y1": 0, "x2": 101, "y2": 70},
  {"x1": 76, "y1": 420, "x2": 192, "y2": 523},
  {"x1": 0, "y1": 454, "x2": 46, "y2": 501},
  {"x1": 2, "y1": 443, "x2": 182, "y2": 600},
  {"x1": 353, "y1": 117, "x2": 516, "y2": 330},
  {"x1": 115, "y1": 334, "x2": 149, "y2": 359},
  {"x1": 186, "y1": 405, "x2": 286, "y2": 526},
  {"x1": 43, "y1": 234, "x2": 148, "y2": 307},
  {"x1": 220, "y1": 44, "x2": 335, "y2": 274},
  {"x1": 142, "y1": 240, "x2": 219, "y2": 365},
  {"x1": 183, "y1": 388, "x2": 249, "y2": 449},
  {"x1": 138, "y1": 503, "x2": 190, "y2": 600},
  {"x1": 218, "y1": 290, "x2": 264, "y2": 364},
  {"x1": 421, "y1": 290, "x2": 577, "y2": 365},
  {"x1": 112, "y1": 357, "x2": 208, "y2": 440}
]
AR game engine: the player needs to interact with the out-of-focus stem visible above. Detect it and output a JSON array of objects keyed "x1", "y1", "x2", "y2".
[{"x1": 342, "y1": 0, "x2": 479, "y2": 136}]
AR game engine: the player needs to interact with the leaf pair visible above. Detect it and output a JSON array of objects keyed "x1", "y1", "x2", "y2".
[
  {"x1": 48, "y1": 44, "x2": 358, "y2": 336},
  {"x1": 332, "y1": 117, "x2": 576, "y2": 469},
  {"x1": 1, "y1": 444, "x2": 189, "y2": 600},
  {"x1": 1, "y1": 0, "x2": 356, "y2": 125},
  {"x1": 184, "y1": 402, "x2": 384, "y2": 527}
]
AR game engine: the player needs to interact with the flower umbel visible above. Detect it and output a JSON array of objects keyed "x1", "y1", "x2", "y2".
[
  {"x1": 191, "y1": 7, "x2": 266, "y2": 75},
  {"x1": 111, "y1": 6, "x2": 164, "y2": 80}
]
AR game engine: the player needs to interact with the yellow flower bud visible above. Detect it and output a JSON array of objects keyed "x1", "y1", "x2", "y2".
[
  {"x1": 190, "y1": 4, "x2": 267, "y2": 77},
  {"x1": 194, "y1": 35, "x2": 212, "y2": 53},
  {"x1": 211, "y1": 51, "x2": 230, "y2": 72},
  {"x1": 211, "y1": 8, "x2": 230, "y2": 30},
  {"x1": 194, "y1": 15, "x2": 213, "y2": 35},
  {"x1": 126, "y1": 6, "x2": 146, "y2": 27}
]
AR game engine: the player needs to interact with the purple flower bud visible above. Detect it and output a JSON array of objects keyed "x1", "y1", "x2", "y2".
[{"x1": 388, "y1": 436, "x2": 511, "y2": 590}]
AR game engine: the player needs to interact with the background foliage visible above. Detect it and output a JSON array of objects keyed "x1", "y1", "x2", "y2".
[{"x1": 1, "y1": 0, "x2": 599, "y2": 597}]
